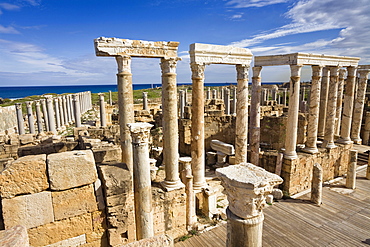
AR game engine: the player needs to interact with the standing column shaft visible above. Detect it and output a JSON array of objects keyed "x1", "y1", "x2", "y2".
[
  {"x1": 99, "y1": 93, "x2": 107, "y2": 127},
  {"x1": 235, "y1": 64, "x2": 250, "y2": 164},
  {"x1": 15, "y1": 103, "x2": 25, "y2": 135},
  {"x1": 317, "y1": 68, "x2": 330, "y2": 136},
  {"x1": 224, "y1": 88, "x2": 230, "y2": 115},
  {"x1": 72, "y1": 94, "x2": 81, "y2": 128},
  {"x1": 45, "y1": 96, "x2": 56, "y2": 133},
  {"x1": 323, "y1": 66, "x2": 339, "y2": 148},
  {"x1": 311, "y1": 163, "x2": 323, "y2": 205},
  {"x1": 303, "y1": 66, "x2": 323, "y2": 154},
  {"x1": 142, "y1": 92, "x2": 148, "y2": 111},
  {"x1": 35, "y1": 100, "x2": 43, "y2": 133},
  {"x1": 231, "y1": 87, "x2": 237, "y2": 115},
  {"x1": 338, "y1": 66, "x2": 357, "y2": 144},
  {"x1": 69, "y1": 94, "x2": 75, "y2": 121},
  {"x1": 109, "y1": 90, "x2": 113, "y2": 105},
  {"x1": 179, "y1": 90, "x2": 185, "y2": 118},
  {"x1": 40, "y1": 99, "x2": 49, "y2": 131},
  {"x1": 346, "y1": 150, "x2": 357, "y2": 189},
  {"x1": 212, "y1": 89, "x2": 217, "y2": 99},
  {"x1": 26, "y1": 101, "x2": 35, "y2": 134},
  {"x1": 161, "y1": 57, "x2": 184, "y2": 190},
  {"x1": 362, "y1": 112, "x2": 370, "y2": 145},
  {"x1": 351, "y1": 69, "x2": 370, "y2": 144},
  {"x1": 284, "y1": 65, "x2": 303, "y2": 159},
  {"x1": 127, "y1": 123, "x2": 154, "y2": 240},
  {"x1": 250, "y1": 66, "x2": 262, "y2": 166},
  {"x1": 58, "y1": 97, "x2": 64, "y2": 127},
  {"x1": 62, "y1": 96, "x2": 69, "y2": 125},
  {"x1": 116, "y1": 56, "x2": 134, "y2": 173},
  {"x1": 335, "y1": 69, "x2": 346, "y2": 136},
  {"x1": 282, "y1": 88, "x2": 287, "y2": 107},
  {"x1": 206, "y1": 87, "x2": 211, "y2": 100},
  {"x1": 190, "y1": 63, "x2": 207, "y2": 190},
  {"x1": 54, "y1": 98, "x2": 61, "y2": 129}
]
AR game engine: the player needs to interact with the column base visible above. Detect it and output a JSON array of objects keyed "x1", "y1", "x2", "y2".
[
  {"x1": 324, "y1": 142, "x2": 337, "y2": 149},
  {"x1": 352, "y1": 137, "x2": 362, "y2": 144},
  {"x1": 336, "y1": 138, "x2": 353, "y2": 145},
  {"x1": 283, "y1": 151, "x2": 298, "y2": 160},
  {"x1": 193, "y1": 181, "x2": 208, "y2": 192},
  {"x1": 301, "y1": 147, "x2": 319, "y2": 154},
  {"x1": 161, "y1": 179, "x2": 185, "y2": 192}
]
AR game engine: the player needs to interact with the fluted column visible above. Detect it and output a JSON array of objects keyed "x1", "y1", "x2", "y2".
[
  {"x1": 26, "y1": 101, "x2": 35, "y2": 134},
  {"x1": 40, "y1": 99, "x2": 49, "y2": 131},
  {"x1": 54, "y1": 98, "x2": 61, "y2": 130},
  {"x1": 335, "y1": 69, "x2": 346, "y2": 136},
  {"x1": 45, "y1": 95, "x2": 56, "y2": 133},
  {"x1": 116, "y1": 55, "x2": 134, "y2": 173},
  {"x1": 323, "y1": 66, "x2": 339, "y2": 148},
  {"x1": 35, "y1": 100, "x2": 43, "y2": 133},
  {"x1": 15, "y1": 103, "x2": 25, "y2": 135},
  {"x1": 72, "y1": 94, "x2": 81, "y2": 127},
  {"x1": 351, "y1": 69, "x2": 370, "y2": 144},
  {"x1": 284, "y1": 65, "x2": 303, "y2": 159},
  {"x1": 99, "y1": 93, "x2": 107, "y2": 127},
  {"x1": 317, "y1": 67, "x2": 330, "y2": 137},
  {"x1": 190, "y1": 63, "x2": 207, "y2": 190},
  {"x1": 337, "y1": 66, "x2": 357, "y2": 144},
  {"x1": 161, "y1": 57, "x2": 184, "y2": 191},
  {"x1": 235, "y1": 64, "x2": 250, "y2": 164},
  {"x1": 250, "y1": 66, "x2": 262, "y2": 165},
  {"x1": 127, "y1": 123, "x2": 154, "y2": 240},
  {"x1": 303, "y1": 65, "x2": 323, "y2": 154}
]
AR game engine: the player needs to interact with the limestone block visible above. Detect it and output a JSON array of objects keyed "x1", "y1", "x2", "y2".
[
  {"x1": 2, "y1": 191, "x2": 54, "y2": 229},
  {"x1": 210, "y1": 139, "x2": 235, "y2": 155},
  {"x1": 44, "y1": 234, "x2": 86, "y2": 247},
  {"x1": 98, "y1": 163, "x2": 132, "y2": 197},
  {"x1": 27, "y1": 213, "x2": 92, "y2": 247},
  {"x1": 85, "y1": 211, "x2": 107, "y2": 243},
  {"x1": 0, "y1": 225, "x2": 29, "y2": 247},
  {"x1": 92, "y1": 146, "x2": 121, "y2": 164},
  {"x1": 0, "y1": 154, "x2": 48, "y2": 198},
  {"x1": 122, "y1": 234, "x2": 173, "y2": 247},
  {"x1": 52, "y1": 184, "x2": 98, "y2": 221},
  {"x1": 47, "y1": 150, "x2": 98, "y2": 190},
  {"x1": 19, "y1": 134, "x2": 34, "y2": 145},
  {"x1": 94, "y1": 178, "x2": 106, "y2": 210}
]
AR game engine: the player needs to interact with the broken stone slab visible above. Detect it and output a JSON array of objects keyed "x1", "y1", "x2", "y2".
[
  {"x1": 0, "y1": 225, "x2": 29, "y2": 247},
  {"x1": 0, "y1": 154, "x2": 48, "y2": 198},
  {"x1": 2, "y1": 191, "x2": 54, "y2": 229},
  {"x1": 47, "y1": 150, "x2": 98, "y2": 190},
  {"x1": 120, "y1": 234, "x2": 173, "y2": 247},
  {"x1": 210, "y1": 139, "x2": 235, "y2": 155},
  {"x1": 19, "y1": 134, "x2": 34, "y2": 145}
]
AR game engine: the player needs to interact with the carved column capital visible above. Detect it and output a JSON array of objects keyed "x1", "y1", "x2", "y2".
[
  {"x1": 15, "y1": 103, "x2": 22, "y2": 110},
  {"x1": 311, "y1": 65, "x2": 323, "y2": 78},
  {"x1": 236, "y1": 64, "x2": 249, "y2": 80},
  {"x1": 339, "y1": 68, "x2": 346, "y2": 80},
  {"x1": 190, "y1": 63, "x2": 205, "y2": 79},
  {"x1": 72, "y1": 94, "x2": 79, "y2": 102},
  {"x1": 34, "y1": 100, "x2": 40, "y2": 106},
  {"x1": 127, "y1": 123, "x2": 153, "y2": 144},
  {"x1": 252, "y1": 66, "x2": 262, "y2": 78},
  {"x1": 160, "y1": 57, "x2": 180, "y2": 74},
  {"x1": 328, "y1": 66, "x2": 339, "y2": 76},
  {"x1": 216, "y1": 163, "x2": 283, "y2": 219},
  {"x1": 116, "y1": 55, "x2": 132, "y2": 73},
  {"x1": 25, "y1": 101, "x2": 32, "y2": 108},
  {"x1": 290, "y1": 64, "x2": 303, "y2": 77},
  {"x1": 45, "y1": 95, "x2": 53, "y2": 103},
  {"x1": 358, "y1": 69, "x2": 370, "y2": 79},
  {"x1": 346, "y1": 66, "x2": 357, "y2": 77},
  {"x1": 98, "y1": 93, "x2": 105, "y2": 98}
]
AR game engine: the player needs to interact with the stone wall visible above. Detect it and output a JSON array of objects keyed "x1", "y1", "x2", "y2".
[{"x1": 0, "y1": 106, "x2": 17, "y2": 135}]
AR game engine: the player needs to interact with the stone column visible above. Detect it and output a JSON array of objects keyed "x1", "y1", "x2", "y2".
[
  {"x1": 57, "y1": 97, "x2": 64, "y2": 127},
  {"x1": 335, "y1": 69, "x2": 346, "y2": 136},
  {"x1": 26, "y1": 101, "x2": 35, "y2": 134},
  {"x1": 62, "y1": 96, "x2": 69, "y2": 125},
  {"x1": 235, "y1": 64, "x2": 250, "y2": 164},
  {"x1": 231, "y1": 87, "x2": 237, "y2": 115},
  {"x1": 45, "y1": 95, "x2": 56, "y2": 133},
  {"x1": 311, "y1": 163, "x2": 322, "y2": 205},
  {"x1": 206, "y1": 87, "x2": 211, "y2": 100},
  {"x1": 303, "y1": 66, "x2": 323, "y2": 154},
  {"x1": 69, "y1": 94, "x2": 75, "y2": 122},
  {"x1": 190, "y1": 63, "x2": 207, "y2": 190},
  {"x1": 272, "y1": 87, "x2": 277, "y2": 101},
  {"x1": 224, "y1": 88, "x2": 230, "y2": 115},
  {"x1": 116, "y1": 56, "x2": 134, "y2": 173},
  {"x1": 99, "y1": 93, "x2": 107, "y2": 127},
  {"x1": 337, "y1": 66, "x2": 357, "y2": 144},
  {"x1": 317, "y1": 67, "x2": 330, "y2": 137},
  {"x1": 323, "y1": 66, "x2": 339, "y2": 148},
  {"x1": 54, "y1": 98, "x2": 61, "y2": 130},
  {"x1": 72, "y1": 94, "x2": 81, "y2": 127},
  {"x1": 179, "y1": 90, "x2": 185, "y2": 119},
  {"x1": 40, "y1": 99, "x2": 49, "y2": 131},
  {"x1": 109, "y1": 90, "x2": 113, "y2": 105},
  {"x1": 250, "y1": 66, "x2": 262, "y2": 166},
  {"x1": 142, "y1": 92, "x2": 148, "y2": 110},
  {"x1": 362, "y1": 112, "x2": 370, "y2": 145},
  {"x1": 15, "y1": 103, "x2": 25, "y2": 135},
  {"x1": 367, "y1": 155, "x2": 370, "y2": 180},
  {"x1": 346, "y1": 150, "x2": 357, "y2": 189},
  {"x1": 35, "y1": 100, "x2": 43, "y2": 133},
  {"x1": 282, "y1": 88, "x2": 287, "y2": 107},
  {"x1": 216, "y1": 163, "x2": 283, "y2": 247},
  {"x1": 284, "y1": 65, "x2": 303, "y2": 159},
  {"x1": 161, "y1": 57, "x2": 184, "y2": 191},
  {"x1": 351, "y1": 69, "x2": 370, "y2": 144},
  {"x1": 127, "y1": 123, "x2": 154, "y2": 240},
  {"x1": 212, "y1": 89, "x2": 217, "y2": 99}
]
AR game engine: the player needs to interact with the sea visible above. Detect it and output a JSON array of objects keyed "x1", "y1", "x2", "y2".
[{"x1": 0, "y1": 82, "x2": 283, "y2": 99}]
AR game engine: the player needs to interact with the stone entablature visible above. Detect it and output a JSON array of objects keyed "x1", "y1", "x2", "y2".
[
  {"x1": 189, "y1": 43, "x2": 252, "y2": 65},
  {"x1": 254, "y1": 53, "x2": 360, "y2": 67},
  {"x1": 94, "y1": 37, "x2": 179, "y2": 58}
]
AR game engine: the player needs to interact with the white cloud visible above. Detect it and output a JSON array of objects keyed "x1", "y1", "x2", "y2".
[
  {"x1": 0, "y1": 3, "x2": 20, "y2": 10},
  {"x1": 227, "y1": 0, "x2": 290, "y2": 8},
  {"x1": 0, "y1": 24, "x2": 19, "y2": 34}
]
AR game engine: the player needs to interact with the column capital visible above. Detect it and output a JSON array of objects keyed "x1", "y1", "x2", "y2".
[
  {"x1": 252, "y1": 66, "x2": 262, "y2": 77},
  {"x1": 358, "y1": 69, "x2": 370, "y2": 79},
  {"x1": 339, "y1": 68, "x2": 346, "y2": 79},
  {"x1": 116, "y1": 55, "x2": 132, "y2": 73},
  {"x1": 25, "y1": 101, "x2": 33, "y2": 107},
  {"x1": 127, "y1": 123, "x2": 153, "y2": 144},
  {"x1": 236, "y1": 64, "x2": 249, "y2": 80},
  {"x1": 15, "y1": 103, "x2": 22, "y2": 110},
  {"x1": 216, "y1": 163, "x2": 283, "y2": 219},
  {"x1": 98, "y1": 93, "x2": 105, "y2": 97},
  {"x1": 142, "y1": 92, "x2": 148, "y2": 97},
  {"x1": 190, "y1": 63, "x2": 205, "y2": 79},
  {"x1": 346, "y1": 66, "x2": 357, "y2": 77},
  {"x1": 34, "y1": 100, "x2": 41, "y2": 106},
  {"x1": 311, "y1": 65, "x2": 323, "y2": 77},
  {"x1": 45, "y1": 95, "x2": 53, "y2": 102},
  {"x1": 72, "y1": 94, "x2": 79, "y2": 101},
  {"x1": 160, "y1": 57, "x2": 180, "y2": 74},
  {"x1": 290, "y1": 64, "x2": 303, "y2": 77},
  {"x1": 328, "y1": 66, "x2": 340, "y2": 75}
]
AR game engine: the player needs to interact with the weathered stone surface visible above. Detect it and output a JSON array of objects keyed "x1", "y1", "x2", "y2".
[
  {"x1": 27, "y1": 213, "x2": 92, "y2": 247},
  {"x1": 98, "y1": 163, "x2": 132, "y2": 197},
  {"x1": 0, "y1": 154, "x2": 48, "y2": 198},
  {"x1": 19, "y1": 134, "x2": 34, "y2": 145},
  {"x1": 0, "y1": 225, "x2": 29, "y2": 247},
  {"x1": 85, "y1": 211, "x2": 107, "y2": 244},
  {"x1": 2, "y1": 191, "x2": 54, "y2": 229},
  {"x1": 52, "y1": 184, "x2": 98, "y2": 221},
  {"x1": 92, "y1": 146, "x2": 122, "y2": 164},
  {"x1": 47, "y1": 150, "x2": 97, "y2": 190},
  {"x1": 210, "y1": 139, "x2": 235, "y2": 155},
  {"x1": 121, "y1": 234, "x2": 173, "y2": 247},
  {"x1": 44, "y1": 234, "x2": 86, "y2": 247}
]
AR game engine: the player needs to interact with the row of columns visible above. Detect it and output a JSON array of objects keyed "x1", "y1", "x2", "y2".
[{"x1": 15, "y1": 91, "x2": 92, "y2": 135}]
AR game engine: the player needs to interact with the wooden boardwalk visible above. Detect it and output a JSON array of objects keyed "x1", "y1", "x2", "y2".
[{"x1": 176, "y1": 166, "x2": 370, "y2": 247}]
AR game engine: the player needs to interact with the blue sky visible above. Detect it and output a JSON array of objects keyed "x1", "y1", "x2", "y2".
[{"x1": 0, "y1": 0, "x2": 369, "y2": 86}]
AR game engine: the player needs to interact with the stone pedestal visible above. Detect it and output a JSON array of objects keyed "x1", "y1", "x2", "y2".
[
  {"x1": 99, "y1": 93, "x2": 107, "y2": 127},
  {"x1": 161, "y1": 58, "x2": 184, "y2": 191},
  {"x1": 216, "y1": 163, "x2": 283, "y2": 247},
  {"x1": 116, "y1": 56, "x2": 134, "y2": 173},
  {"x1": 127, "y1": 123, "x2": 154, "y2": 240},
  {"x1": 317, "y1": 67, "x2": 329, "y2": 137},
  {"x1": 72, "y1": 94, "x2": 81, "y2": 128},
  {"x1": 311, "y1": 163, "x2": 322, "y2": 205},
  {"x1": 26, "y1": 101, "x2": 35, "y2": 134},
  {"x1": 346, "y1": 150, "x2": 357, "y2": 189},
  {"x1": 35, "y1": 100, "x2": 43, "y2": 133},
  {"x1": 15, "y1": 103, "x2": 25, "y2": 135},
  {"x1": 142, "y1": 92, "x2": 148, "y2": 110},
  {"x1": 250, "y1": 66, "x2": 262, "y2": 165}
]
